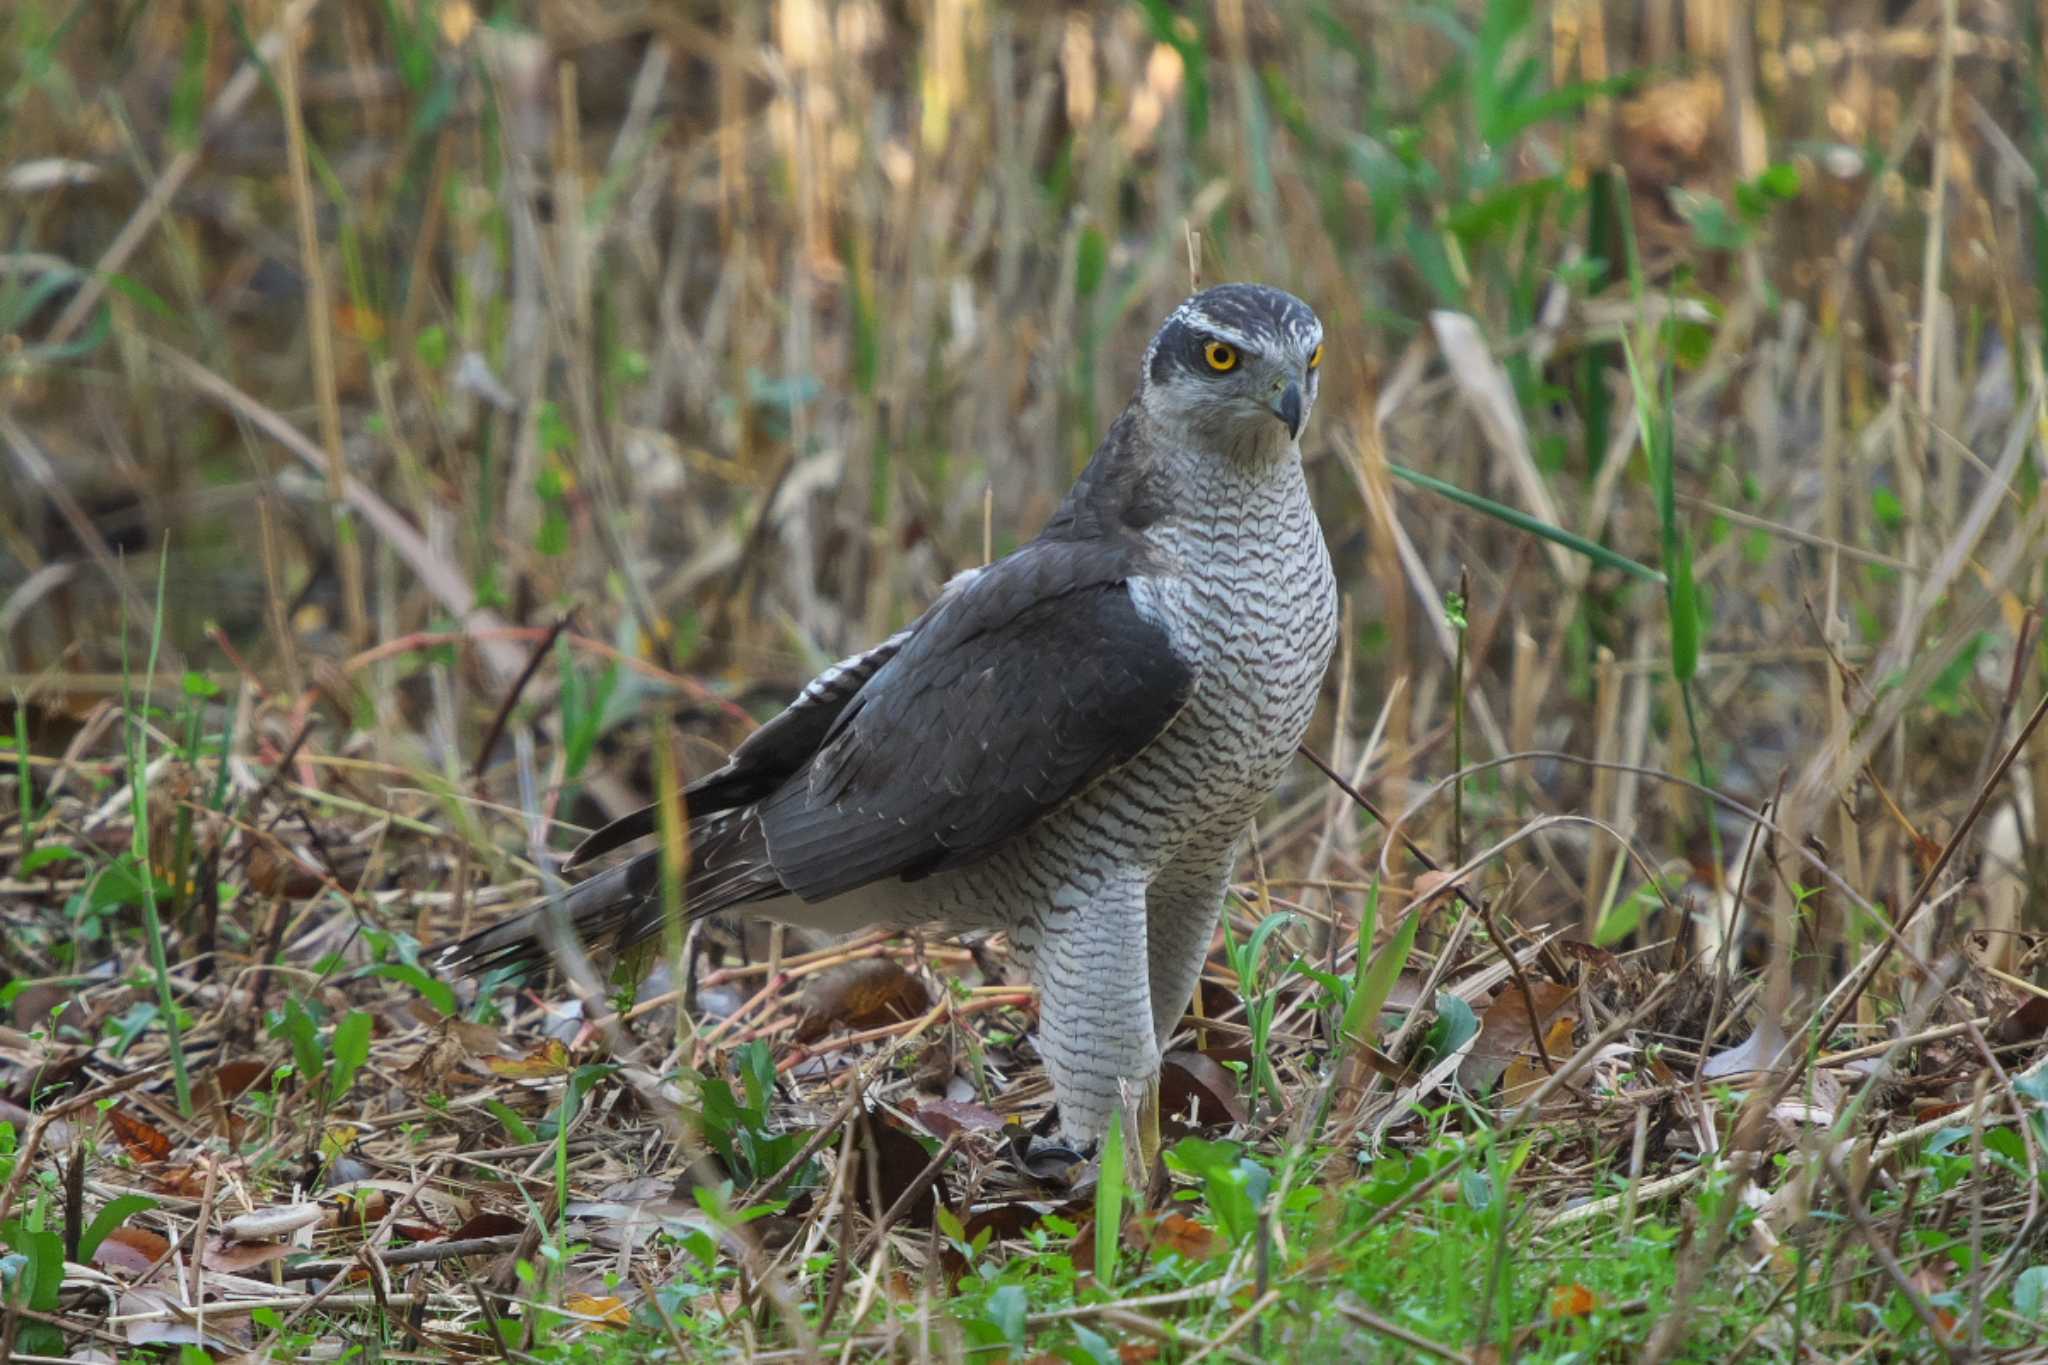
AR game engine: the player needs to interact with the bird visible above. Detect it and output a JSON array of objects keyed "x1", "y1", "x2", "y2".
[{"x1": 440, "y1": 282, "x2": 1338, "y2": 1152}]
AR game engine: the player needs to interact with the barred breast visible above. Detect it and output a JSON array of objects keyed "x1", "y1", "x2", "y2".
[{"x1": 906, "y1": 446, "x2": 1336, "y2": 930}]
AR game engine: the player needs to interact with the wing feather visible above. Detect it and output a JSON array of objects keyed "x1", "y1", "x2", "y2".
[{"x1": 755, "y1": 540, "x2": 1193, "y2": 901}]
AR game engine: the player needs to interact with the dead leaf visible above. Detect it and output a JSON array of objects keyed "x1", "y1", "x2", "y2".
[
  {"x1": 155, "y1": 1164, "x2": 211, "y2": 1198},
  {"x1": 1410, "y1": 868, "x2": 1466, "y2": 908},
  {"x1": 912, "y1": 1099, "x2": 1004, "y2": 1139},
  {"x1": 1550, "y1": 1282, "x2": 1598, "y2": 1319},
  {"x1": 201, "y1": 1058, "x2": 272, "y2": 1105},
  {"x1": 220, "y1": 1203, "x2": 323, "y2": 1241},
  {"x1": 245, "y1": 841, "x2": 327, "y2": 898},
  {"x1": 1701, "y1": 1015, "x2": 1793, "y2": 1080},
  {"x1": 567, "y1": 1178, "x2": 690, "y2": 1252},
  {"x1": 1159, "y1": 1051, "x2": 1247, "y2": 1130},
  {"x1": 563, "y1": 1292, "x2": 630, "y2": 1327},
  {"x1": 105, "y1": 1107, "x2": 173, "y2": 1163},
  {"x1": 1135, "y1": 1211, "x2": 1221, "y2": 1261},
  {"x1": 1500, "y1": 1014, "x2": 1579, "y2": 1105},
  {"x1": 116, "y1": 1287, "x2": 248, "y2": 1350},
  {"x1": 853, "y1": 1116, "x2": 946, "y2": 1221},
  {"x1": 1992, "y1": 994, "x2": 2048, "y2": 1045},
  {"x1": 1457, "y1": 980, "x2": 1577, "y2": 1096},
  {"x1": 202, "y1": 1238, "x2": 293, "y2": 1273},
  {"x1": 795, "y1": 959, "x2": 931, "y2": 1042},
  {"x1": 92, "y1": 1224, "x2": 171, "y2": 1277},
  {"x1": 447, "y1": 1211, "x2": 526, "y2": 1241},
  {"x1": 484, "y1": 1038, "x2": 573, "y2": 1079}
]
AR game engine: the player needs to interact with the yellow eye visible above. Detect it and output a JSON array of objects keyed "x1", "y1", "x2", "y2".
[
  {"x1": 1309, "y1": 342, "x2": 1324, "y2": 370},
  {"x1": 1203, "y1": 340, "x2": 1238, "y2": 372}
]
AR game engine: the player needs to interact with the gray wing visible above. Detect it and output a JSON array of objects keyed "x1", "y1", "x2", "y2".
[
  {"x1": 566, "y1": 625, "x2": 915, "y2": 868},
  {"x1": 754, "y1": 539, "x2": 1194, "y2": 900}
]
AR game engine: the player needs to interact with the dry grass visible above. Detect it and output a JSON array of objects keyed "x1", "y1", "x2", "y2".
[{"x1": 3, "y1": 1, "x2": 2048, "y2": 1359}]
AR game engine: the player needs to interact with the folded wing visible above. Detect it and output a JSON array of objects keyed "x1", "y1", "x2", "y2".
[{"x1": 575, "y1": 537, "x2": 1194, "y2": 912}]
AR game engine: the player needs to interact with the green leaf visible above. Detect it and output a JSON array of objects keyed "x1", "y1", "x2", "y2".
[
  {"x1": 1094, "y1": 1110, "x2": 1124, "y2": 1290},
  {"x1": 1069, "y1": 1322, "x2": 1116, "y2": 1365},
  {"x1": 327, "y1": 1011, "x2": 372, "y2": 1103},
  {"x1": 414, "y1": 324, "x2": 449, "y2": 370},
  {"x1": 1667, "y1": 535, "x2": 1699, "y2": 683},
  {"x1": 1388, "y1": 463, "x2": 1664, "y2": 585},
  {"x1": 1241, "y1": 911, "x2": 1297, "y2": 983},
  {"x1": 361, "y1": 963, "x2": 456, "y2": 1017},
  {"x1": 1075, "y1": 226, "x2": 1108, "y2": 299},
  {"x1": 986, "y1": 1282, "x2": 1028, "y2": 1348},
  {"x1": 2017, "y1": 1264, "x2": 2048, "y2": 1321},
  {"x1": 1342, "y1": 883, "x2": 1417, "y2": 1050},
  {"x1": 271, "y1": 998, "x2": 324, "y2": 1089},
  {"x1": 1594, "y1": 878, "x2": 1666, "y2": 947},
  {"x1": 848, "y1": 250, "x2": 879, "y2": 397},
  {"x1": 1, "y1": 1220, "x2": 64, "y2": 1312},
  {"x1": 485, "y1": 1099, "x2": 536, "y2": 1145},
  {"x1": 19, "y1": 846, "x2": 80, "y2": 875},
  {"x1": 1756, "y1": 162, "x2": 1802, "y2": 199},
  {"x1": 169, "y1": 21, "x2": 212, "y2": 149},
  {"x1": 1425, "y1": 993, "x2": 1480, "y2": 1064}
]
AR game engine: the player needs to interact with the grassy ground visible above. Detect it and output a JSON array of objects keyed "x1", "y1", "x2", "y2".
[{"x1": 3, "y1": 0, "x2": 2048, "y2": 1360}]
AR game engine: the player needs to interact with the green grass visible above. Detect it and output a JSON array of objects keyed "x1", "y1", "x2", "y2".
[{"x1": 495, "y1": 1117, "x2": 2048, "y2": 1362}]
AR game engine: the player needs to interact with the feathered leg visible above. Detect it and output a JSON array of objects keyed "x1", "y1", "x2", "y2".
[
  {"x1": 1144, "y1": 843, "x2": 1234, "y2": 1052},
  {"x1": 1025, "y1": 869, "x2": 1156, "y2": 1148}
]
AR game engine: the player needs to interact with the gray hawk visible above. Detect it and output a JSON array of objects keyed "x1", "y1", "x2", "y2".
[{"x1": 441, "y1": 282, "x2": 1339, "y2": 1149}]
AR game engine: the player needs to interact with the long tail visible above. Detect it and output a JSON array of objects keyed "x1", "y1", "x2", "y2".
[{"x1": 434, "y1": 809, "x2": 784, "y2": 978}]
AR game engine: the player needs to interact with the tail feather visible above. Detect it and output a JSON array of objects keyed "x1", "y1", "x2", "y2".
[{"x1": 435, "y1": 809, "x2": 784, "y2": 979}]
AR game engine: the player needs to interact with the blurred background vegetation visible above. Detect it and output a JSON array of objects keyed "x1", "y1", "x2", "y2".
[{"x1": 3, "y1": 0, "x2": 2046, "y2": 1010}]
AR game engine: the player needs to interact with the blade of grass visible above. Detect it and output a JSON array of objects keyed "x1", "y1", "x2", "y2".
[
  {"x1": 1387, "y1": 462, "x2": 1664, "y2": 585},
  {"x1": 1340, "y1": 880, "x2": 1416, "y2": 1051},
  {"x1": 123, "y1": 545, "x2": 192, "y2": 1116},
  {"x1": 1095, "y1": 1110, "x2": 1125, "y2": 1291}
]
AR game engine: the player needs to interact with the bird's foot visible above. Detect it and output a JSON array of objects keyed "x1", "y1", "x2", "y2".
[{"x1": 1004, "y1": 1109, "x2": 1092, "y2": 1184}]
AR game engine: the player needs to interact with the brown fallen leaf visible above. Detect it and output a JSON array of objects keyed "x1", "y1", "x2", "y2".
[
  {"x1": 105, "y1": 1107, "x2": 173, "y2": 1163},
  {"x1": 92, "y1": 1224, "x2": 172, "y2": 1277},
  {"x1": 202, "y1": 1237, "x2": 293, "y2": 1273},
  {"x1": 852, "y1": 1115, "x2": 947, "y2": 1221},
  {"x1": 563, "y1": 1292, "x2": 630, "y2": 1327},
  {"x1": 1457, "y1": 980, "x2": 1578, "y2": 1096},
  {"x1": 1550, "y1": 1281, "x2": 1598, "y2": 1319},
  {"x1": 1134, "y1": 1210, "x2": 1222, "y2": 1261},
  {"x1": 484, "y1": 1038, "x2": 573, "y2": 1079},
  {"x1": 447, "y1": 1211, "x2": 527, "y2": 1241},
  {"x1": 1992, "y1": 993, "x2": 2048, "y2": 1046},
  {"x1": 912, "y1": 1098, "x2": 1005, "y2": 1139},
  {"x1": 1159, "y1": 1050, "x2": 1247, "y2": 1130},
  {"x1": 1500, "y1": 1014, "x2": 1579, "y2": 1106},
  {"x1": 795, "y1": 958, "x2": 931, "y2": 1042},
  {"x1": 195, "y1": 1060, "x2": 273, "y2": 1131}
]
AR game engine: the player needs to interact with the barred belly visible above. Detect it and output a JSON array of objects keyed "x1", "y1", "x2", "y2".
[{"x1": 905, "y1": 449, "x2": 1337, "y2": 939}]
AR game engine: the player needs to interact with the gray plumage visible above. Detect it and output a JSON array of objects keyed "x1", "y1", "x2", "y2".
[{"x1": 441, "y1": 283, "x2": 1339, "y2": 1144}]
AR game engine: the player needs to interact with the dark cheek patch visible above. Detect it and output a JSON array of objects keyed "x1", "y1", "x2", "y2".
[{"x1": 1149, "y1": 320, "x2": 1187, "y2": 385}]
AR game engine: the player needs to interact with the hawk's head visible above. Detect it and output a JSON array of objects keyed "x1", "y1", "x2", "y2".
[{"x1": 1139, "y1": 284, "x2": 1324, "y2": 454}]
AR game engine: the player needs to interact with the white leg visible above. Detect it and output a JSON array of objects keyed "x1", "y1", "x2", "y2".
[
  {"x1": 1027, "y1": 868, "x2": 1156, "y2": 1147},
  {"x1": 1145, "y1": 840, "x2": 1235, "y2": 1051}
]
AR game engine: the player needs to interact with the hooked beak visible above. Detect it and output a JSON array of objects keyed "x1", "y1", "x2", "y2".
[{"x1": 1270, "y1": 381, "x2": 1304, "y2": 440}]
